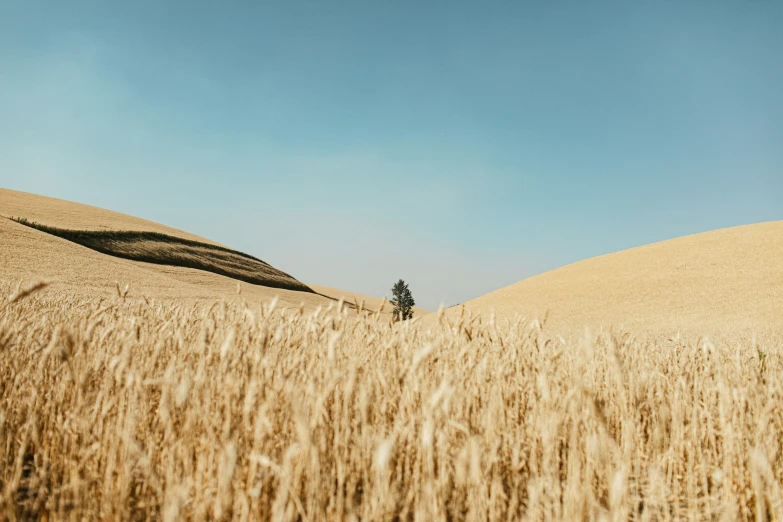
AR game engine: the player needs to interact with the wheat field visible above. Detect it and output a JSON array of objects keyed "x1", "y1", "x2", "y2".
[{"x1": 2, "y1": 282, "x2": 782, "y2": 521}]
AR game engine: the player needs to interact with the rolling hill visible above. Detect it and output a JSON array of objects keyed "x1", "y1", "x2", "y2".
[
  {"x1": 10, "y1": 217, "x2": 313, "y2": 292},
  {"x1": 0, "y1": 188, "x2": 412, "y2": 315},
  {"x1": 449, "y1": 221, "x2": 783, "y2": 338},
  {"x1": 0, "y1": 188, "x2": 219, "y2": 243}
]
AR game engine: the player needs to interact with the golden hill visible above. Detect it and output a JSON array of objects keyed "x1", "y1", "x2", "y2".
[
  {"x1": 451, "y1": 221, "x2": 783, "y2": 338},
  {"x1": 0, "y1": 188, "x2": 219, "y2": 244},
  {"x1": 0, "y1": 188, "x2": 411, "y2": 315},
  {"x1": 10, "y1": 217, "x2": 313, "y2": 293}
]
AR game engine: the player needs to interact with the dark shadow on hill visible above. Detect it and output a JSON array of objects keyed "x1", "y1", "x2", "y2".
[{"x1": 10, "y1": 217, "x2": 314, "y2": 293}]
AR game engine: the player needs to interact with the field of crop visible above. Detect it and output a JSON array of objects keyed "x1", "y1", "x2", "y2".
[{"x1": 1, "y1": 281, "x2": 782, "y2": 521}]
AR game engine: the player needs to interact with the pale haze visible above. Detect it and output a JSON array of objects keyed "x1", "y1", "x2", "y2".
[{"x1": 1, "y1": 1, "x2": 781, "y2": 310}]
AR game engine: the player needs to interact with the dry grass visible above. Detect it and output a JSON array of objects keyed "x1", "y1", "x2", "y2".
[
  {"x1": 0, "y1": 188, "x2": 218, "y2": 245},
  {"x1": 0, "y1": 189, "x2": 419, "y2": 319},
  {"x1": 2, "y1": 189, "x2": 780, "y2": 519},
  {"x1": 2, "y1": 283, "x2": 782, "y2": 521},
  {"x1": 0, "y1": 210, "x2": 338, "y2": 313},
  {"x1": 10, "y1": 218, "x2": 313, "y2": 293},
  {"x1": 455, "y1": 221, "x2": 783, "y2": 339}
]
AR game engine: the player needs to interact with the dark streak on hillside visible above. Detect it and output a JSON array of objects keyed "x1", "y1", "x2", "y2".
[{"x1": 10, "y1": 217, "x2": 315, "y2": 293}]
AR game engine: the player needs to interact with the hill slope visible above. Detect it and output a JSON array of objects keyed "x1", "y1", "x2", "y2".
[
  {"x1": 11, "y1": 218, "x2": 312, "y2": 292},
  {"x1": 454, "y1": 221, "x2": 783, "y2": 337},
  {"x1": 1, "y1": 188, "x2": 411, "y2": 315},
  {"x1": 0, "y1": 188, "x2": 218, "y2": 244}
]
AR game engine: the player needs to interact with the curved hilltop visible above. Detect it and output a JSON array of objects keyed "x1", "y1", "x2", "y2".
[
  {"x1": 1, "y1": 188, "x2": 408, "y2": 315},
  {"x1": 452, "y1": 221, "x2": 783, "y2": 338},
  {"x1": 10, "y1": 217, "x2": 313, "y2": 293},
  {"x1": 0, "y1": 188, "x2": 218, "y2": 244}
]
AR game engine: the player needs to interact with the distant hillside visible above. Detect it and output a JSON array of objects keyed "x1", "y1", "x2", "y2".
[
  {"x1": 0, "y1": 188, "x2": 427, "y2": 317},
  {"x1": 11, "y1": 217, "x2": 313, "y2": 293},
  {"x1": 449, "y1": 221, "x2": 783, "y2": 337},
  {"x1": 0, "y1": 188, "x2": 217, "y2": 243}
]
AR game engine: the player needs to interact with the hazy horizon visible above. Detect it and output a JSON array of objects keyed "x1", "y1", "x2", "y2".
[{"x1": 2, "y1": 1, "x2": 782, "y2": 310}]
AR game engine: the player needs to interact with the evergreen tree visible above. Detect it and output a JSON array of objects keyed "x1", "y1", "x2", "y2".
[{"x1": 390, "y1": 279, "x2": 415, "y2": 322}]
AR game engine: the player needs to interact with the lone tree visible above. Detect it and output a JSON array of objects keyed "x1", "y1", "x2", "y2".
[{"x1": 390, "y1": 279, "x2": 415, "y2": 322}]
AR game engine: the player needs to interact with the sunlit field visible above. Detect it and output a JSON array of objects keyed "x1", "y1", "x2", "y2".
[{"x1": 2, "y1": 282, "x2": 781, "y2": 521}]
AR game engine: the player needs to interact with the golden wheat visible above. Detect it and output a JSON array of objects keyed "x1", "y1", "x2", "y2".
[{"x1": 1, "y1": 282, "x2": 782, "y2": 521}]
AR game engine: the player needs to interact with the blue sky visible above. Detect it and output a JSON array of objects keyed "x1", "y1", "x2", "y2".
[{"x1": 1, "y1": 1, "x2": 782, "y2": 310}]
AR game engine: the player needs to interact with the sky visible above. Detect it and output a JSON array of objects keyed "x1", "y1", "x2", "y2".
[{"x1": 1, "y1": 1, "x2": 782, "y2": 310}]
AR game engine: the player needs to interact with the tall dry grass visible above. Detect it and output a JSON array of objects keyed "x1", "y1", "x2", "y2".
[{"x1": 1, "y1": 282, "x2": 782, "y2": 521}]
